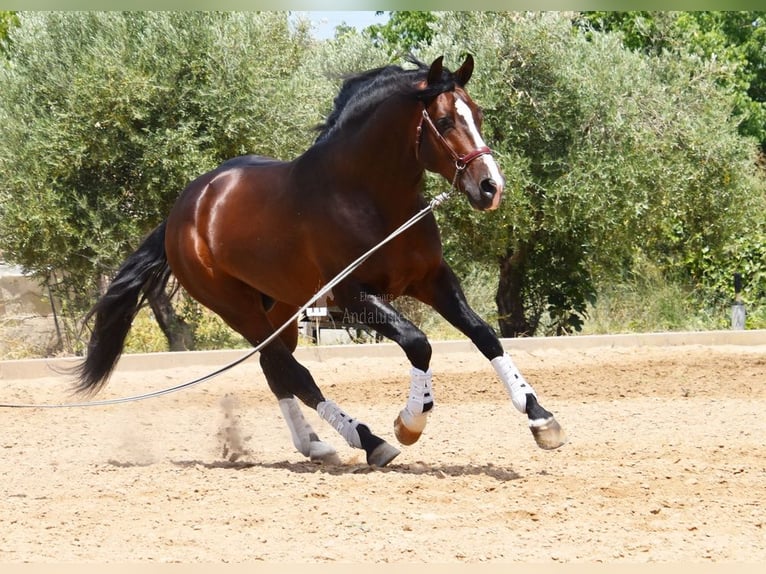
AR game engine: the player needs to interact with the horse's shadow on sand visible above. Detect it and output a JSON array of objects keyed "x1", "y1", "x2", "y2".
[
  {"x1": 160, "y1": 458, "x2": 521, "y2": 481},
  {"x1": 106, "y1": 458, "x2": 520, "y2": 481}
]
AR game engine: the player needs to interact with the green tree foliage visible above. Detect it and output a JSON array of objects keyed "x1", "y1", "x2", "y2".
[
  {"x1": 578, "y1": 11, "x2": 766, "y2": 150},
  {"x1": 0, "y1": 12, "x2": 314, "y2": 351},
  {"x1": 578, "y1": 11, "x2": 766, "y2": 328},
  {"x1": 307, "y1": 16, "x2": 392, "y2": 80},
  {"x1": 366, "y1": 11, "x2": 437, "y2": 54},
  {"x1": 0, "y1": 11, "x2": 19, "y2": 56},
  {"x1": 424, "y1": 12, "x2": 761, "y2": 336}
]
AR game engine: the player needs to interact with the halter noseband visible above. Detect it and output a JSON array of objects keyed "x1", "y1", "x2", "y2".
[{"x1": 415, "y1": 106, "x2": 492, "y2": 171}]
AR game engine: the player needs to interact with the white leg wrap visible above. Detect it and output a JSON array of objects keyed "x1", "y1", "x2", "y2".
[
  {"x1": 399, "y1": 367, "x2": 433, "y2": 433},
  {"x1": 491, "y1": 353, "x2": 537, "y2": 413},
  {"x1": 316, "y1": 400, "x2": 362, "y2": 449},
  {"x1": 278, "y1": 398, "x2": 313, "y2": 457},
  {"x1": 407, "y1": 367, "x2": 433, "y2": 414}
]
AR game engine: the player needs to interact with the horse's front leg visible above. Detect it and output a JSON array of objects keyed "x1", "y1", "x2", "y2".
[
  {"x1": 333, "y1": 285, "x2": 436, "y2": 446},
  {"x1": 412, "y1": 262, "x2": 567, "y2": 450}
]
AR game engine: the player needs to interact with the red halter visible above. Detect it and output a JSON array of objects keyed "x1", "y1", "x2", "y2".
[{"x1": 415, "y1": 107, "x2": 492, "y2": 171}]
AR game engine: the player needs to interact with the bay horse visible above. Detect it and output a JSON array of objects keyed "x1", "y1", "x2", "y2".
[{"x1": 74, "y1": 55, "x2": 566, "y2": 467}]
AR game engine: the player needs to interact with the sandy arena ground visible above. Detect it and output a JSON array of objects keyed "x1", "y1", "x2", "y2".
[{"x1": 1, "y1": 341, "x2": 764, "y2": 563}]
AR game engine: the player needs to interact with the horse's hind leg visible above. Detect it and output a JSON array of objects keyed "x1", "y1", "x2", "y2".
[
  {"x1": 257, "y1": 337, "x2": 400, "y2": 467},
  {"x1": 206, "y1": 291, "x2": 399, "y2": 466},
  {"x1": 265, "y1": 302, "x2": 338, "y2": 464}
]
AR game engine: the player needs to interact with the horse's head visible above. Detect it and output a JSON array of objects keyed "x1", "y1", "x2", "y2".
[{"x1": 416, "y1": 55, "x2": 504, "y2": 211}]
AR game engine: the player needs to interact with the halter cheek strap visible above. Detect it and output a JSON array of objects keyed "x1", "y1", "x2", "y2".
[{"x1": 416, "y1": 107, "x2": 492, "y2": 171}]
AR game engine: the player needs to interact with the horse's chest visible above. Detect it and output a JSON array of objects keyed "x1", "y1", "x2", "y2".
[{"x1": 355, "y1": 233, "x2": 442, "y2": 291}]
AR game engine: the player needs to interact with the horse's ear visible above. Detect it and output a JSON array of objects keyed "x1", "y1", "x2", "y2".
[
  {"x1": 455, "y1": 54, "x2": 474, "y2": 86},
  {"x1": 427, "y1": 56, "x2": 444, "y2": 86}
]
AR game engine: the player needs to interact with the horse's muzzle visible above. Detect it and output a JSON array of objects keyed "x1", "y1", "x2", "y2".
[
  {"x1": 480, "y1": 177, "x2": 502, "y2": 210},
  {"x1": 466, "y1": 175, "x2": 503, "y2": 211}
]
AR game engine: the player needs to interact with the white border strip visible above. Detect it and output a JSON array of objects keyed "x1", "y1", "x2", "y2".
[{"x1": 2, "y1": 330, "x2": 766, "y2": 380}]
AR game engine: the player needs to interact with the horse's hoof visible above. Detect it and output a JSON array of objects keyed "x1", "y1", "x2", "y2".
[
  {"x1": 394, "y1": 409, "x2": 427, "y2": 446},
  {"x1": 309, "y1": 440, "x2": 341, "y2": 464},
  {"x1": 367, "y1": 441, "x2": 400, "y2": 467},
  {"x1": 530, "y1": 417, "x2": 567, "y2": 450},
  {"x1": 394, "y1": 414, "x2": 421, "y2": 445}
]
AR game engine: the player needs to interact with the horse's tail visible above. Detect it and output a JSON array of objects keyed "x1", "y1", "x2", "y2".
[{"x1": 73, "y1": 221, "x2": 172, "y2": 396}]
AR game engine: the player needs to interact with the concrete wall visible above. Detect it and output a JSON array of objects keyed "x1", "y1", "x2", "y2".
[
  {"x1": 2, "y1": 329, "x2": 765, "y2": 381},
  {"x1": 0, "y1": 263, "x2": 59, "y2": 358}
]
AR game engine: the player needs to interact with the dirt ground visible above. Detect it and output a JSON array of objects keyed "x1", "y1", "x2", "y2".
[{"x1": 1, "y1": 342, "x2": 764, "y2": 563}]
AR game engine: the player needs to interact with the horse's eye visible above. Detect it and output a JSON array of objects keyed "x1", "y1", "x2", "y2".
[{"x1": 436, "y1": 117, "x2": 454, "y2": 134}]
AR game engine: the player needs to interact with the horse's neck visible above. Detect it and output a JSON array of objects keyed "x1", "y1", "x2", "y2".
[{"x1": 317, "y1": 100, "x2": 425, "y2": 207}]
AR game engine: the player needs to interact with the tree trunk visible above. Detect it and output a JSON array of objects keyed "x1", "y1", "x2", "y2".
[
  {"x1": 146, "y1": 289, "x2": 194, "y2": 351},
  {"x1": 496, "y1": 244, "x2": 533, "y2": 338}
]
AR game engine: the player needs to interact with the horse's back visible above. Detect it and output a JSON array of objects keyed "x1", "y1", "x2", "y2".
[
  {"x1": 172, "y1": 154, "x2": 291, "y2": 214},
  {"x1": 218, "y1": 154, "x2": 285, "y2": 170}
]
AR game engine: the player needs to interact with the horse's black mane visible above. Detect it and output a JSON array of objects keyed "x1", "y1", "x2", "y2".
[{"x1": 315, "y1": 56, "x2": 459, "y2": 144}]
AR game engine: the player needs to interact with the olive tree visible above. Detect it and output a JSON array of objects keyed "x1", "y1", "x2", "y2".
[
  {"x1": 425, "y1": 12, "x2": 760, "y2": 336},
  {"x1": 0, "y1": 12, "x2": 316, "y2": 351}
]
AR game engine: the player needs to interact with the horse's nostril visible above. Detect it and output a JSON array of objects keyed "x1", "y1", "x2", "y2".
[{"x1": 480, "y1": 178, "x2": 497, "y2": 198}]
